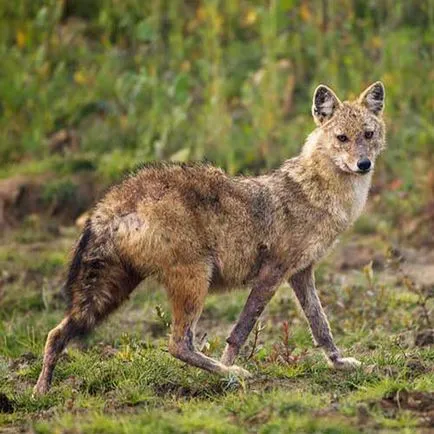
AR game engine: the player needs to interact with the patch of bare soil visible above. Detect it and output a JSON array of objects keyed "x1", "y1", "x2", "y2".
[
  {"x1": 0, "y1": 393, "x2": 14, "y2": 413},
  {"x1": 381, "y1": 390, "x2": 434, "y2": 428},
  {"x1": 7, "y1": 352, "x2": 37, "y2": 372},
  {"x1": 335, "y1": 241, "x2": 386, "y2": 271},
  {"x1": 399, "y1": 247, "x2": 434, "y2": 289},
  {"x1": 333, "y1": 238, "x2": 434, "y2": 294},
  {"x1": 0, "y1": 173, "x2": 99, "y2": 232},
  {"x1": 415, "y1": 330, "x2": 434, "y2": 347}
]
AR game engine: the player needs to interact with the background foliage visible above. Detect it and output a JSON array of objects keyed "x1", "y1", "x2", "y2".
[{"x1": 1, "y1": 0, "x2": 432, "y2": 178}]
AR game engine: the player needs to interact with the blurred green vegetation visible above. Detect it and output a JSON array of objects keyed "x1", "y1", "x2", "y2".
[{"x1": 0, "y1": 0, "x2": 432, "y2": 185}]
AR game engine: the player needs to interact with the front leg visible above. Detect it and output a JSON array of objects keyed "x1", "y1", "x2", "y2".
[
  {"x1": 289, "y1": 265, "x2": 361, "y2": 370},
  {"x1": 221, "y1": 265, "x2": 283, "y2": 366}
]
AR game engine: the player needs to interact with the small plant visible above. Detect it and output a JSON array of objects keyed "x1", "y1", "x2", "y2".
[
  {"x1": 117, "y1": 333, "x2": 134, "y2": 362},
  {"x1": 268, "y1": 321, "x2": 307, "y2": 365},
  {"x1": 154, "y1": 304, "x2": 170, "y2": 330},
  {"x1": 246, "y1": 320, "x2": 265, "y2": 361},
  {"x1": 363, "y1": 260, "x2": 375, "y2": 291}
]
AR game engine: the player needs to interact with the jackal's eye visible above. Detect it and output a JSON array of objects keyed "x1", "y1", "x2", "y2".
[
  {"x1": 364, "y1": 131, "x2": 374, "y2": 139},
  {"x1": 336, "y1": 134, "x2": 348, "y2": 143}
]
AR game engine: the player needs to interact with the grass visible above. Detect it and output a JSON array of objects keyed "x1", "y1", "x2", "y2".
[{"x1": 0, "y1": 227, "x2": 433, "y2": 432}]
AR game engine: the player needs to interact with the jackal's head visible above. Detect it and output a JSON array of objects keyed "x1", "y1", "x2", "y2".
[{"x1": 310, "y1": 82, "x2": 386, "y2": 175}]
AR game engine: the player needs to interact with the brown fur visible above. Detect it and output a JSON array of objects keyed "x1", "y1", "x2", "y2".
[{"x1": 34, "y1": 82, "x2": 386, "y2": 394}]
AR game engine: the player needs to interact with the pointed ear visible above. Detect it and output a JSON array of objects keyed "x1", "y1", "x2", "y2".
[
  {"x1": 312, "y1": 85, "x2": 342, "y2": 125},
  {"x1": 358, "y1": 81, "x2": 385, "y2": 115}
]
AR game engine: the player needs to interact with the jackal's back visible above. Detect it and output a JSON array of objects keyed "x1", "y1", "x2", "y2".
[{"x1": 91, "y1": 162, "x2": 274, "y2": 288}]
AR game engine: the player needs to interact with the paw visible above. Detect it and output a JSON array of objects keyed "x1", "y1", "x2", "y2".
[
  {"x1": 32, "y1": 382, "x2": 49, "y2": 397},
  {"x1": 226, "y1": 365, "x2": 252, "y2": 379},
  {"x1": 220, "y1": 345, "x2": 237, "y2": 366},
  {"x1": 332, "y1": 357, "x2": 362, "y2": 371}
]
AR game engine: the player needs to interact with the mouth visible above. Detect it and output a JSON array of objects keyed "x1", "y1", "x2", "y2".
[
  {"x1": 356, "y1": 168, "x2": 371, "y2": 175},
  {"x1": 341, "y1": 162, "x2": 372, "y2": 175},
  {"x1": 333, "y1": 158, "x2": 373, "y2": 175}
]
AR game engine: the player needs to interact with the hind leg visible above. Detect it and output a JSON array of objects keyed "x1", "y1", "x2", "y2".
[
  {"x1": 34, "y1": 268, "x2": 141, "y2": 395},
  {"x1": 33, "y1": 316, "x2": 86, "y2": 395},
  {"x1": 34, "y1": 291, "x2": 123, "y2": 396},
  {"x1": 165, "y1": 265, "x2": 250, "y2": 378}
]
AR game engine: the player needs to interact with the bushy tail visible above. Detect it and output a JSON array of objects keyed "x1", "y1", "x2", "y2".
[
  {"x1": 61, "y1": 217, "x2": 142, "y2": 332},
  {"x1": 61, "y1": 219, "x2": 94, "y2": 310}
]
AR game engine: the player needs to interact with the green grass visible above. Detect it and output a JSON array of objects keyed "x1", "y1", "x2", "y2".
[{"x1": 0, "y1": 227, "x2": 433, "y2": 432}]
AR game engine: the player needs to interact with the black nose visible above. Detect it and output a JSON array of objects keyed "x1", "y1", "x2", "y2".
[{"x1": 357, "y1": 158, "x2": 371, "y2": 172}]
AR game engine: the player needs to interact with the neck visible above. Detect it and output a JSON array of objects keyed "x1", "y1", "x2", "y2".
[{"x1": 276, "y1": 130, "x2": 373, "y2": 226}]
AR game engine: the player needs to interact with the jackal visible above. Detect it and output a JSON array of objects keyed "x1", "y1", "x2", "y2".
[{"x1": 34, "y1": 82, "x2": 386, "y2": 394}]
